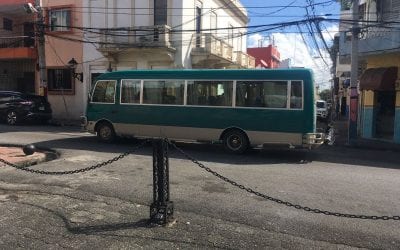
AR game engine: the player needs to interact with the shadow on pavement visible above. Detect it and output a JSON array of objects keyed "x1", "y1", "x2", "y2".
[
  {"x1": 18, "y1": 201, "x2": 222, "y2": 249},
  {"x1": 19, "y1": 133, "x2": 400, "y2": 170},
  {"x1": 2, "y1": 123, "x2": 400, "y2": 169},
  {"x1": 0, "y1": 123, "x2": 81, "y2": 133}
]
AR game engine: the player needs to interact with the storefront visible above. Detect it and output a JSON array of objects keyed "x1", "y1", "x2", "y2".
[{"x1": 360, "y1": 66, "x2": 400, "y2": 143}]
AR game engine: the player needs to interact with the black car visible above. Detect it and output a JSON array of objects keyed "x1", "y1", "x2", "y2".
[{"x1": 0, "y1": 91, "x2": 52, "y2": 125}]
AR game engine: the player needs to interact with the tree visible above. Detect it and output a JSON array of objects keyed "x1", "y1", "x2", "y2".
[{"x1": 319, "y1": 89, "x2": 332, "y2": 102}]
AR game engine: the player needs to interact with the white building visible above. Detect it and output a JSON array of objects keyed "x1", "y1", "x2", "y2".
[{"x1": 82, "y1": 0, "x2": 254, "y2": 102}]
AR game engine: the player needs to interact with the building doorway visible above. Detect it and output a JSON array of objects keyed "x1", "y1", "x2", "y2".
[
  {"x1": 341, "y1": 96, "x2": 347, "y2": 117},
  {"x1": 375, "y1": 91, "x2": 395, "y2": 139}
]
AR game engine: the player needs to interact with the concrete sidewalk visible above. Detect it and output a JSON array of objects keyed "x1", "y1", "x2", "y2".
[
  {"x1": 0, "y1": 146, "x2": 48, "y2": 166},
  {"x1": 332, "y1": 118, "x2": 400, "y2": 152}
]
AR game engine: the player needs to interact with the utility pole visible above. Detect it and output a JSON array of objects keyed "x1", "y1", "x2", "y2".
[
  {"x1": 35, "y1": 0, "x2": 47, "y2": 97},
  {"x1": 348, "y1": 0, "x2": 359, "y2": 143}
]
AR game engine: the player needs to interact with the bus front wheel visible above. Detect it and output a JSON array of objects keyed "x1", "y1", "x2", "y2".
[
  {"x1": 222, "y1": 130, "x2": 249, "y2": 154},
  {"x1": 96, "y1": 122, "x2": 115, "y2": 143}
]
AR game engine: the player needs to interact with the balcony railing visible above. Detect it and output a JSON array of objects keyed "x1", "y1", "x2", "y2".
[
  {"x1": 192, "y1": 33, "x2": 233, "y2": 61},
  {"x1": 233, "y1": 51, "x2": 255, "y2": 68},
  {"x1": 359, "y1": 26, "x2": 392, "y2": 39},
  {"x1": 99, "y1": 25, "x2": 173, "y2": 50},
  {"x1": 339, "y1": 24, "x2": 400, "y2": 58},
  {"x1": 0, "y1": 37, "x2": 34, "y2": 48}
]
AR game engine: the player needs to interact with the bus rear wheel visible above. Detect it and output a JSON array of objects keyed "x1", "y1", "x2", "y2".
[
  {"x1": 222, "y1": 130, "x2": 249, "y2": 154},
  {"x1": 96, "y1": 122, "x2": 115, "y2": 143}
]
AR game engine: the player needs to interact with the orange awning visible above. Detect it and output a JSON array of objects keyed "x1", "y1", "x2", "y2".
[
  {"x1": 359, "y1": 67, "x2": 398, "y2": 91},
  {"x1": 0, "y1": 48, "x2": 37, "y2": 60}
]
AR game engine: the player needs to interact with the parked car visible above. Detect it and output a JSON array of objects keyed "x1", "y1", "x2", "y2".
[
  {"x1": 0, "y1": 91, "x2": 52, "y2": 125},
  {"x1": 316, "y1": 100, "x2": 328, "y2": 121}
]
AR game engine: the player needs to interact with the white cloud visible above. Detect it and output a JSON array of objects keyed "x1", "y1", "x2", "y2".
[{"x1": 247, "y1": 24, "x2": 339, "y2": 90}]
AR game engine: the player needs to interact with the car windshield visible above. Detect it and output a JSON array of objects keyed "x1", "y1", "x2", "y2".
[{"x1": 316, "y1": 101, "x2": 326, "y2": 108}]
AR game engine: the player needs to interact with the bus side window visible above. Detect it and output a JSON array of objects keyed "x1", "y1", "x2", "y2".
[
  {"x1": 92, "y1": 80, "x2": 116, "y2": 103},
  {"x1": 187, "y1": 81, "x2": 232, "y2": 106},
  {"x1": 236, "y1": 81, "x2": 265, "y2": 107},
  {"x1": 264, "y1": 81, "x2": 288, "y2": 108},
  {"x1": 121, "y1": 80, "x2": 140, "y2": 104},
  {"x1": 290, "y1": 81, "x2": 303, "y2": 109},
  {"x1": 143, "y1": 80, "x2": 184, "y2": 105}
]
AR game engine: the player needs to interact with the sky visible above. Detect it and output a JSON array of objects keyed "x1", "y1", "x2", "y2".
[{"x1": 240, "y1": 0, "x2": 340, "y2": 89}]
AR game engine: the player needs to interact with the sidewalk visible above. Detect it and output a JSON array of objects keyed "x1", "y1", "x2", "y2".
[
  {"x1": 332, "y1": 118, "x2": 400, "y2": 152},
  {"x1": 0, "y1": 145, "x2": 49, "y2": 167}
]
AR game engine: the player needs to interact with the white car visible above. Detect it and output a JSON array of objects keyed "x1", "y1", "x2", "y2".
[{"x1": 316, "y1": 100, "x2": 328, "y2": 120}]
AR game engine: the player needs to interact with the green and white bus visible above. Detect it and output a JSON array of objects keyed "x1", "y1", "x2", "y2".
[{"x1": 82, "y1": 69, "x2": 324, "y2": 153}]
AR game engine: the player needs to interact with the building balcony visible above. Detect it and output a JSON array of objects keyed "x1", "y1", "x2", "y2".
[
  {"x1": 191, "y1": 33, "x2": 254, "y2": 69},
  {"x1": 191, "y1": 33, "x2": 235, "y2": 68},
  {"x1": 339, "y1": 26, "x2": 400, "y2": 60},
  {"x1": 0, "y1": 37, "x2": 36, "y2": 60},
  {"x1": 98, "y1": 25, "x2": 175, "y2": 58},
  {"x1": 233, "y1": 51, "x2": 255, "y2": 68}
]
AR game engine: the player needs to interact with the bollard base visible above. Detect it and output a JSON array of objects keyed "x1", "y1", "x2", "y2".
[{"x1": 150, "y1": 201, "x2": 174, "y2": 225}]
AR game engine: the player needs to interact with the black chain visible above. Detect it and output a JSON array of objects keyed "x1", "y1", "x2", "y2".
[
  {"x1": 169, "y1": 140, "x2": 400, "y2": 221},
  {"x1": 0, "y1": 140, "x2": 149, "y2": 175}
]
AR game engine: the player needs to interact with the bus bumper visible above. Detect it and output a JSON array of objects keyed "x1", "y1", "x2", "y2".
[{"x1": 303, "y1": 133, "x2": 325, "y2": 149}]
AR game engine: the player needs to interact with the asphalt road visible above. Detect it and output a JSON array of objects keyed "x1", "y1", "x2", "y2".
[{"x1": 0, "y1": 124, "x2": 399, "y2": 249}]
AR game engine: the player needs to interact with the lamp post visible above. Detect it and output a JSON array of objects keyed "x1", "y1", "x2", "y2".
[{"x1": 68, "y1": 58, "x2": 83, "y2": 82}]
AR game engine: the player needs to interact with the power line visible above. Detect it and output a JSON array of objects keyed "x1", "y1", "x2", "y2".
[{"x1": 61, "y1": 1, "x2": 337, "y2": 11}]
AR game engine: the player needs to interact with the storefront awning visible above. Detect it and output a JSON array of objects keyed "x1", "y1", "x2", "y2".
[{"x1": 359, "y1": 67, "x2": 398, "y2": 91}]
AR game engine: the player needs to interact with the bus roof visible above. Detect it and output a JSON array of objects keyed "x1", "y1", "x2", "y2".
[{"x1": 96, "y1": 68, "x2": 315, "y2": 81}]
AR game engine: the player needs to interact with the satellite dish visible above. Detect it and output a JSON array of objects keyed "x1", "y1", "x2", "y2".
[{"x1": 260, "y1": 59, "x2": 269, "y2": 68}]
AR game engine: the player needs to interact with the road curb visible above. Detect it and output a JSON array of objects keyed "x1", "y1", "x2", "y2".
[{"x1": 0, "y1": 144, "x2": 59, "y2": 167}]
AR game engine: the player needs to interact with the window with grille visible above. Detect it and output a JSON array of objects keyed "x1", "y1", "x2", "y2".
[{"x1": 47, "y1": 68, "x2": 73, "y2": 93}]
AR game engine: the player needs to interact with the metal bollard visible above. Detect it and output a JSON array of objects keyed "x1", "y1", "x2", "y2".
[{"x1": 150, "y1": 139, "x2": 174, "y2": 225}]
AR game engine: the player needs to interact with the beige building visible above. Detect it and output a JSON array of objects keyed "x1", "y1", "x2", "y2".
[
  {"x1": 82, "y1": 0, "x2": 255, "y2": 113},
  {"x1": 41, "y1": 0, "x2": 84, "y2": 122}
]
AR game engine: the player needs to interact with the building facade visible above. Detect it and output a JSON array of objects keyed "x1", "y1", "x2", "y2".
[
  {"x1": 339, "y1": 0, "x2": 400, "y2": 143},
  {"x1": 247, "y1": 44, "x2": 280, "y2": 69},
  {"x1": 1, "y1": 0, "x2": 254, "y2": 122},
  {"x1": 0, "y1": 0, "x2": 85, "y2": 123},
  {"x1": 82, "y1": 0, "x2": 254, "y2": 108},
  {"x1": 0, "y1": 0, "x2": 37, "y2": 94},
  {"x1": 41, "y1": 0, "x2": 84, "y2": 122}
]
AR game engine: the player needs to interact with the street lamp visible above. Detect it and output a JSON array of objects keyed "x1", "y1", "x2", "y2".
[
  {"x1": 23, "y1": 3, "x2": 39, "y2": 14},
  {"x1": 68, "y1": 58, "x2": 83, "y2": 82}
]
